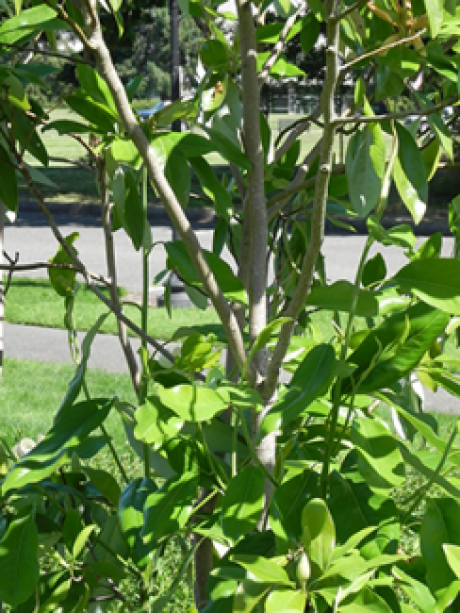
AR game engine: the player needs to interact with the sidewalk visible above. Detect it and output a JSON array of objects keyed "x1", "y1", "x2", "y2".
[{"x1": 4, "y1": 322, "x2": 460, "y2": 414}]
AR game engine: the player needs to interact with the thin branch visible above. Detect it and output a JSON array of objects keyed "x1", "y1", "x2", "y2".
[
  {"x1": 341, "y1": 29, "x2": 427, "y2": 72},
  {"x1": 334, "y1": 94, "x2": 459, "y2": 126},
  {"x1": 97, "y1": 158, "x2": 141, "y2": 394},
  {"x1": 274, "y1": 109, "x2": 323, "y2": 151},
  {"x1": 264, "y1": 0, "x2": 341, "y2": 401},
  {"x1": 335, "y1": 0, "x2": 368, "y2": 21},
  {"x1": 0, "y1": 41, "x2": 92, "y2": 65},
  {"x1": 258, "y1": 6, "x2": 304, "y2": 86},
  {"x1": 1, "y1": 251, "x2": 18, "y2": 296}
]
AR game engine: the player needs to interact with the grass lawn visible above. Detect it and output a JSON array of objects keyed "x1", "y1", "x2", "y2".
[{"x1": 5, "y1": 277, "x2": 221, "y2": 340}]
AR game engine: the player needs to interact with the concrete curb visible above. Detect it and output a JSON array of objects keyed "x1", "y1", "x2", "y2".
[{"x1": 18, "y1": 198, "x2": 451, "y2": 235}]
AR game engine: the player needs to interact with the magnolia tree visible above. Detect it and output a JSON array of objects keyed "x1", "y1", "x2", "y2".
[{"x1": 2, "y1": 0, "x2": 460, "y2": 610}]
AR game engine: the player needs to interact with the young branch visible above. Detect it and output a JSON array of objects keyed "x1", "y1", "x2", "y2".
[{"x1": 264, "y1": 0, "x2": 341, "y2": 401}]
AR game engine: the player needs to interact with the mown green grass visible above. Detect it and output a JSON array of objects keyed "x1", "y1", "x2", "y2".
[{"x1": 5, "y1": 277, "x2": 221, "y2": 340}]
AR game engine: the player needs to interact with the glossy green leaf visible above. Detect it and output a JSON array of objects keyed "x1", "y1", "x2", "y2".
[
  {"x1": 394, "y1": 123, "x2": 428, "y2": 224},
  {"x1": 305, "y1": 280, "x2": 379, "y2": 316},
  {"x1": 222, "y1": 466, "x2": 264, "y2": 542},
  {"x1": 48, "y1": 232, "x2": 78, "y2": 297},
  {"x1": 265, "y1": 589, "x2": 307, "y2": 612},
  {"x1": 363, "y1": 253, "x2": 387, "y2": 287},
  {"x1": 259, "y1": 344, "x2": 335, "y2": 439},
  {"x1": 81, "y1": 466, "x2": 121, "y2": 506},
  {"x1": 141, "y1": 472, "x2": 198, "y2": 544},
  {"x1": 165, "y1": 241, "x2": 247, "y2": 304},
  {"x1": 3, "y1": 73, "x2": 29, "y2": 110},
  {"x1": 425, "y1": 0, "x2": 443, "y2": 37},
  {"x1": 13, "y1": 110, "x2": 47, "y2": 165},
  {"x1": 158, "y1": 383, "x2": 228, "y2": 422},
  {"x1": 76, "y1": 64, "x2": 117, "y2": 115},
  {"x1": 42, "y1": 119, "x2": 94, "y2": 135},
  {"x1": 118, "y1": 477, "x2": 157, "y2": 565},
  {"x1": 124, "y1": 171, "x2": 144, "y2": 251},
  {"x1": 243, "y1": 318, "x2": 292, "y2": 378},
  {"x1": 339, "y1": 587, "x2": 392, "y2": 612},
  {"x1": 201, "y1": 40, "x2": 229, "y2": 69},
  {"x1": 393, "y1": 258, "x2": 460, "y2": 315},
  {"x1": 230, "y1": 554, "x2": 293, "y2": 585},
  {"x1": 0, "y1": 509, "x2": 39, "y2": 607},
  {"x1": 2, "y1": 398, "x2": 113, "y2": 495},
  {"x1": 413, "y1": 232, "x2": 442, "y2": 261},
  {"x1": 272, "y1": 469, "x2": 320, "y2": 542},
  {"x1": 346, "y1": 128, "x2": 381, "y2": 218},
  {"x1": 328, "y1": 470, "x2": 399, "y2": 558},
  {"x1": 66, "y1": 94, "x2": 117, "y2": 133},
  {"x1": 422, "y1": 138, "x2": 441, "y2": 181},
  {"x1": 233, "y1": 580, "x2": 269, "y2": 612},
  {"x1": 88, "y1": 513, "x2": 129, "y2": 566},
  {"x1": 367, "y1": 217, "x2": 416, "y2": 250},
  {"x1": 110, "y1": 137, "x2": 141, "y2": 167},
  {"x1": 392, "y1": 566, "x2": 436, "y2": 613},
  {"x1": 189, "y1": 157, "x2": 231, "y2": 219},
  {"x1": 421, "y1": 498, "x2": 460, "y2": 594},
  {"x1": 0, "y1": 142, "x2": 17, "y2": 212},
  {"x1": 301, "y1": 499, "x2": 335, "y2": 571},
  {"x1": 444, "y1": 544, "x2": 460, "y2": 578},
  {"x1": 300, "y1": 13, "x2": 320, "y2": 54},
  {"x1": 202, "y1": 126, "x2": 251, "y2": 170},
  {"x1": 351, "y1": 417, "x2": 405, "y2": 495},
  {"x1": 72, "y1": 524, "x2": 97, "y2": 559},
  {"x1": 165, "y1": 148, "x2": 190, "y2": 207},
  {"x1": 134, "y1": 398, "x2": 184, "y2": 448},
  {"x1": 0, "y1": 5, "x2": 57, "y2": 44},
  {"x1": 428, "y1": 112, "x2": 453, "y2": 160},
  {"x1": 343, "y1": 303, "x2": 449, "y2": 394}
]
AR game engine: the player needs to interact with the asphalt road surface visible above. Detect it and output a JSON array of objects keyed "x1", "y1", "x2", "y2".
[{"x1": 3, "y1": 212, "x2": 458, "y2": 412}]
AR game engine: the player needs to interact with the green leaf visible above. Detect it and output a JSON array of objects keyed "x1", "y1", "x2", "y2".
[
  {"x1": 427, "y1": 112, "x2": 453, "y2": 161},
  {"x1": 0, "y1": 510, "x2": 39, "y2": 607},
  {"x1": 2, "y1": 398, "x2": 113, "y2": 495},
  {"x1": 124, "y1": 171, "x2": 144, "y2": 251},
  {"x1": 339, "y1": 587, "x2": 393, "y2": 612},
  {"x1": 0, "y1": 142, "x2": 17, "y2": 212},
  {"x1": 363, "y1": 253, "x2": 387, "y2": 287},
  {"x1": 346, "y1": 128, "x2": 381, "y2": 217},
  {"x1": 165, "y1": 241, "x2": 247, "y2": 304},
  {"x1": 134, "y1": 398, "x2": 184, "y2": 448},
  {"x1": 81, "y1": 466, "x2": 121, "y2": 506},
  {"x1": 425, "y1": 0, "x2": 443, "y2": 37},
  {"x1": 393, "y1": 259, "x2": 460, "y2": 315},
  {"x1": 300, "y1": 13, "x2": 320, "y2": 54},
  {"x1": 328, "y1": 470, "x2": 400, "y2": 558},
  {"x1": 48, "y1": 232, "x2": 78, "y2": 297},
  {"x1": 202, "y1": 126, "x2": 251, "y2": 170},
  {"x1": 72, "y1": 524, "x2": 97, "y2": 559},
  {"x1": 189, "y1": 157, "x2": 231, "y2": 218},
  {"x1": 367, "y1": 217, "x2": 416, "y2": 250},
  {"x1": 222, "y1": 466, "x2": 265, "y2": 542},
  {"x1": 259, "y1": 344, "x2": 336, "y2": 439},
  {"x1": 230, "y1": 554, "x2": 293, "y2": 585},
  {"x1": 421, "y1": 498, "x2": 460, "y2": 594},
  {"x1": 141, "y1": 472, "x2": 198, "y2": 544},
  {"x1": 301, "y1": 499, "x2": 335, "y2": 571},
  {"x1": 422, "y1": 139, "x2": 441, "y2": 181},
  {"x1": 392, "y1": 566, "x2": 437, "y2": 613},
  {"x1": 118, "y1": 477, "x2": 157, "y2": 566},
  {"x1": 13, "y1": 110, "x2": 47, "y2": 165},
  {"x1": 233, "y1": 580, "x2": 270, "y2": 612},
  {"x1": 3, "y1": 73, "x2": 29, "y2": 110},
  {"x1": 157, "y1": 383, "x2": 228, "y2": 422},
  {"x1": 76, "y1": 64, "x2": 117, "y2": 116},
  {"x1": 305, "y1": 280, "x2": 379, "y2": 316},
  {"x1": 0, "y1": 4, "x2": 57, "y2": 45},
  {"x1": 110, "y1": 137, "x2": 141, "y2": 167},
  {"x1": 444, "y1": 544, "x2": 460, "y2": 578},
  {"x1": 165, "y1": 148, "x2": 190, "y2": 207},
  {"x1": 66, "y1": 94, "x2": 117, "y2": 133},
  {"x1": 343, "y1": 303, "x2": 449, "y2": 394},
  {"x1": 394, "y1": 123, "x2": 428, "y2": 224},
  {"x1": 350, "y1": 417, "x2": 405, "y2": 495},
  {"x1": 243, "y1": 318, "x2": 292, "y2": 378},
  {"x1": 265, "y1": 589, "x2": 307, "y2": 612},
  {"x1": 201, "y1": 40, "x2": 229, "y2": 69}
]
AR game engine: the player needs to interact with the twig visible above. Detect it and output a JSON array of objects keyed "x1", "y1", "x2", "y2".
[
  {"x1": 341, "y1": 29, "x2": 427, "y2": 71},
  {"x1": 2, "y1": 251, "x2": 18, "y2": 296},
  {"x1": 0, "y1": 257, "x2": 111, "y2": 286},
  {"x1": 48, "y1": 156, "x2": 96, "y2": 172},
  {"x1": 0, "y1": 40, "x2": 92, "y2": 65}
]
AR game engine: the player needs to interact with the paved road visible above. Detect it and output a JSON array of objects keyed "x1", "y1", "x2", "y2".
[{"x1": 3, "y1": 211, "x2": 458, "y2": 412}]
